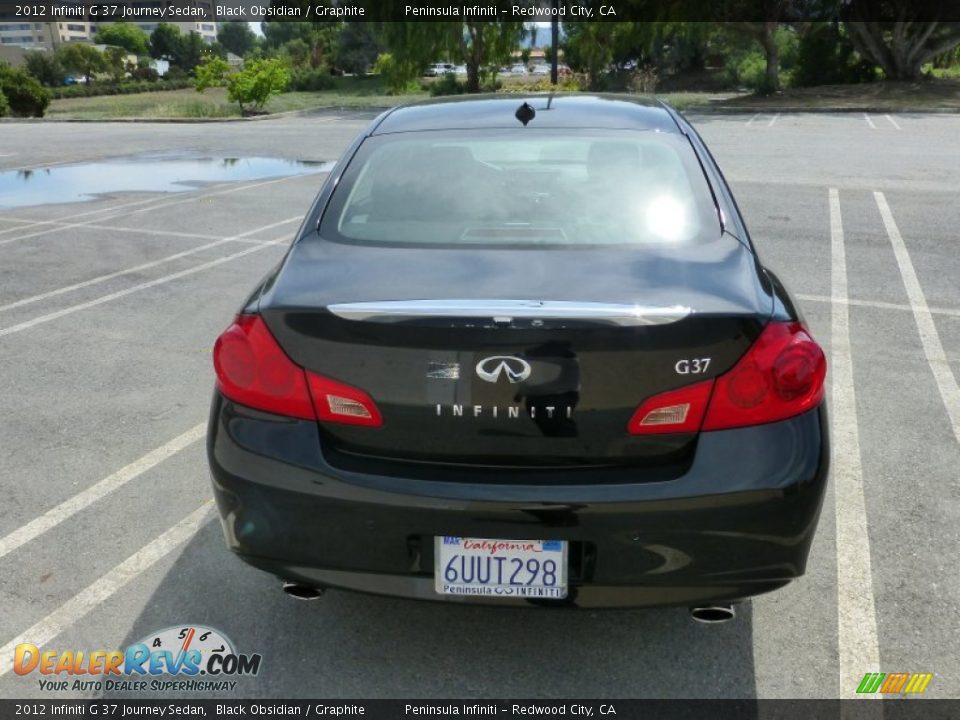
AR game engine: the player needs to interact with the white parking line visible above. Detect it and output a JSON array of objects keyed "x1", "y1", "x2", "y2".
[
  {"x1": 0, "y1": 184, "x2": 229, "y2": 237},
  {"x1": 746, "y1": 114, "x2": 760, "y2": 127},
  {"x1": 0, "y1": 174, "x2": 308, "y2": 246},
  {"x1": 884, "y1": 115, "x2": 902, "y2": 131},
  {"x1": 0, "y1": 234, "x2": 287, "y2": 339},
  {"x1": 0, "y1": 217, "x2": 298, "y2": 314},
  {"x1": 875, "y1": 192, "x2": 960, "y2": 444},
  {"x1": 829, "y1": 188, "x2": 881, "y2": 698},
  {"x1": 863, "y1": 114, "x2": 877, "y2": 130},
  {"x1": 0, "y1": 216, "x2": 279, "y2": 245},
  {"x1": 0, "y1": 502, "x2": 213, "y2": 678},
  {"x1": 0, "y1": 425, "x2": 205, "y2": 560},
  {"x1": 767, "y1": 113, "x2": 780, "y2": 127},
  {"x1": 796, "y1": 293, "x2": 960, "y2": 319}
]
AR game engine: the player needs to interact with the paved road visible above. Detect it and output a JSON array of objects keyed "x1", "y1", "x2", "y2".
[{"x1": 0, "y1": 110, "x2": 957, "y2": 700}]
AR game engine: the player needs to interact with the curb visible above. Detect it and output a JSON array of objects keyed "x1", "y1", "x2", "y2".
[
  {"x1": 681, "y1": 105, "x2": 960, "y2": 114},
  {"x1": 1, "y1": 105, "x2": 393, "y2": 124}
]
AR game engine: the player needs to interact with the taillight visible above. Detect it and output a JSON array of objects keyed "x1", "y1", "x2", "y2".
[
  {"x1": 213, "y1": 315, "x2": 382, "y2": 427},
  {"x1": 626, "y1": 322, "x2": 826, "y2": 435},
  {"x1": 702, "y1": 322, "x2": 825, "y2": 430},
  {"x1": 627, "y1": 379, "x2": 714, "y2": 435}
]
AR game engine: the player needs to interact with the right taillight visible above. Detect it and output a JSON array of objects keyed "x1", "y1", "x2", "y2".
[
  {"x1": 213, "y1": 315, "x2": 382, "y2": 427},
  {"x1": 701, "y1": 321, "x2": 826, "y2": 431}
]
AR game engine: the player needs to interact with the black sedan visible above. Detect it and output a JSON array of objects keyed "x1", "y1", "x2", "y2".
[{"x1": 207, "y1": 95, "x2": 828, "y2": 618}]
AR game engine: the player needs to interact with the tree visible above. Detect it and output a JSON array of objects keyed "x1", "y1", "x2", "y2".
[
  {"x1": 56, "y1": 44, "x2": 107, "y2": 84},
  {"x1": 261, "y1": 21, "x2": 339, "y2": 67},
  {"x1": 94, "y1": 23, "x2": 150, "y2": 56},
  {"x1": 150, "y1": 23, "x2": 181, "y2": 61},
  {"x1": 377, "y1": 22, "x2": 525, "y2": 93},
  {"x1": 0, "y1": 64, "x2": 51, "y2": 117},
  {"x1": 172, "y1": 31, "x2": 209, "y2": 73},
  {"x1": 103, "y1": 45, "x2": 130, "y2": 82},
  {"x1": 24, "y1": 51, "x2": 65, "y2": 87},
  {"x1": 335, "y1": 22, "x2": 383, "y2": 74},
  {"x1": 194, "y1": 54, "x2": 231, "y2": 92},
  {"x1": 563, "y1": 23, "x2": 618, "y2": 89},
  {"x1": 843, "y1": 0, "x2": 960, "y2": 80},
  {"x1": 217, "y1": 22, "x2": 257, "y2": 58},
  {"x1": 227, "y1": 58, "x2": 290, "y2": 114}
]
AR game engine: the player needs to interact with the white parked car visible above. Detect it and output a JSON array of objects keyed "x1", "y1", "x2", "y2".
[
  {"x1": 509, "y1": 64, "x2": 529, "y2": 76},
  {"x1": 427, "y1": 63, "x2": 455, "y2": 77},
  {"x1": 531, "y1": 64, "x2": 551, "y2": 76}
]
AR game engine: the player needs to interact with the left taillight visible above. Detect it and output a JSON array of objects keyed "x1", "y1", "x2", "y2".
[{"x1": 213, "y1": 315, "x2": 382, "y2": 427}]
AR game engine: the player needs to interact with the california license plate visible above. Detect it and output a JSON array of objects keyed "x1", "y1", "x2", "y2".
[{"x1": 434, "y1": 537, "x2": 568, "y2": 599}]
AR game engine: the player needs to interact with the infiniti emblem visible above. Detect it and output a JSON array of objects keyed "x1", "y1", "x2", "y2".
[{"x1": 475, "y1": 356, "x2": 531, "y2": 384}]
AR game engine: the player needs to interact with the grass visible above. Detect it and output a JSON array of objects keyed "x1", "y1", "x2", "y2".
[{"x1": 43, "y1": 74, "x2": 960, "y2": 120}]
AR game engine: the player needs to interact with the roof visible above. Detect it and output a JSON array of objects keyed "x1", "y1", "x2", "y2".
[{"x1": 372, "y1": 94, "x2": 680, "y2": 135}]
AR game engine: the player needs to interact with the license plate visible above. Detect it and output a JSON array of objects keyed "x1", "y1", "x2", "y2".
[{"x1": 434, "y1": 536, "x2": 568, "y2": 599}]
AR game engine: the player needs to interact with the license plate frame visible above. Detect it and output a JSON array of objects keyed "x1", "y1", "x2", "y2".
[{"x1": 434, "y1": 536, "x2": 568, "y2": 599}]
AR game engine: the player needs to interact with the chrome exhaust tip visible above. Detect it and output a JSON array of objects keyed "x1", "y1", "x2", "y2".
[
  {"x1": 281, "y1": 581, "x2": 325, "y2": 601},
  {"x1": 689, "y1": 604, "x2": 736, "y2": 623}
]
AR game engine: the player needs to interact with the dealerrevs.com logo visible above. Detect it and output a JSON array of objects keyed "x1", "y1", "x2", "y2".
[{"x1": 14, "y1": 625, "x2": 262, "y2": 693}]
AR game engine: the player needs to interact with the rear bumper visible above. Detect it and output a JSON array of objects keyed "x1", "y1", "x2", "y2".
[{"x1": 207, "y1": 394, "x2": 829, "y2": 608}]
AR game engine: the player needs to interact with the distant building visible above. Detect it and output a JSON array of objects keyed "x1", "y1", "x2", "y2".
[{"x1": 0, "y1": 14, "x2": 218, "y2": 51}]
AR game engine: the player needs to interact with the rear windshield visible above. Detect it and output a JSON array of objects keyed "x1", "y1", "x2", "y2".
[{"x1": 319, "y1": 129, "x2": 721, "y2": 248}]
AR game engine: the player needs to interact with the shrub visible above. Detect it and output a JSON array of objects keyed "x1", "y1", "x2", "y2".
[
  {"x1": 24, "y1": 51, "x2": 65, "y2": 87},
  {"x1": 226, "y1": 58, "x2": 290, "y2": 114},
  {"x1": 500, "y1": 77, "x2": 582, "y2": 93},
  {"x1": 628, "y1": 66, "x2": 659, "y2": 94},
  {"x1": 194, "y1": 55, "x2": 230, "y2": 92},
  {"x1": 289, "y1": 66, "x2": 335, "y2": 91},
  {"x1": 0, "y1": 90, "x2": 9, "y2": 117},
  {"x1": 49, "y1": 78, "x2": 192, "y2": 99},
  {"x1": 793, "y1": 24, "x2": 877, "y2": 87},
  {"x1": 429, "y1": 73, "x2": 465, "y2": 96},
  {"x1": 0, "y1": 65, "x2": 51, "y2": 117},
  {"x1": 372, "y1": 53, "x2": 420, "y2": 95}
]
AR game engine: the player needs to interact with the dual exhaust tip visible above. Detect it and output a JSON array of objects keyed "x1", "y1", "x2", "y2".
[{"x1": 283, "y1": 581, "x2": 737, "y2": 623}]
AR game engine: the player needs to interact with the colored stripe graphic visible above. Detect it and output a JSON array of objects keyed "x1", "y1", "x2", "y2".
[{"x1": 857, "y1": 672, "x2": 932, "y2": 694}]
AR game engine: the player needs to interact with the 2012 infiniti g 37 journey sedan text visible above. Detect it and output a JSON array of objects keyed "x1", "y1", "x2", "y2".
[{"x1": 207, "y1": 95, "x2": 829, "y2": 616}]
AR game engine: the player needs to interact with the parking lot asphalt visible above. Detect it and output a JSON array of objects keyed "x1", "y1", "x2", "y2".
[{"x1": 0, "y1": 110, "x2": 957, "y2": 699}]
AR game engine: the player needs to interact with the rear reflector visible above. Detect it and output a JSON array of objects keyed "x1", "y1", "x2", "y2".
[
  {"x1": 213, "y1": 315, "x2": 382, "y2": 427},
  {"x1": 627, "y1": 321, "x2": 826, "y2": 435},
  {"x1": 627, "y1": 380, "x2": 714, "y2": 435}
]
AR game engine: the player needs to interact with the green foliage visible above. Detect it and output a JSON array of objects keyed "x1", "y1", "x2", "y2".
[
  {"x1": 429, "y1": 72, "x2": 466, "y2": 96},
  {"x1": 289, "y1": 66, "x2": 335, "y2": 91},
  {"x1": 56, "y1": 44, "x2": 107, "y2": 83},
  {"x1": 372, "y1": 52, "x2": 421, "y2": 94},
  {"x1": 335, "y1": 23, "x2": 383, "y2": 74},
  {"x1": 24, "y1": 51, "x2": 66, "y2": 87},
  {"x1": 793, "y1": 23, "x2": 877, "y2": 87},
  {"x1": 500, "y1": 77, "x2": 583, "y2": 93},
  {"x1": 217, "y1": 22, "x2": 258, "y2": 58},
  {"x1": 49, "y1": 78, "x2": 192, "y2": 99},
  {"x1": 261, "y1": 21, "x2": 338, "y2": 68},
  {"x1": 103, "y1": 46, "x2": 130, "y2": 83},
  {"x1": 0, "y1": 64, "x2": 52, "y2": 117},
  {"x1": 0, "y1": 90, "x2": 9, "y2": 118},
  {"x1": 226, "y1": 58, "x2": 290, "y2": 114},
  {"x1": 94, "y1": 23, "x2": 149, "y2": 55},
  {"x1": 173, "y1": 31, "x2": 209, "y2": 73},
  {"x1": 563, "y1": 23, "x2": 616, "y2": 90},
  {"x1": 194, "y1": 55, "x2": 231, "y2": 92},
  {"x1": 128, "y1": 60, "x2": 159, "y2": 82},
  {"x1": 149, "y1": 23, "x2": 181, "y2": 61},
  {"x1": 733, "y1": 52, "x2": 770, "y2": 92}
]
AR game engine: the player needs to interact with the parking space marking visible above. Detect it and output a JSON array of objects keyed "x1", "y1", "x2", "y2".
[
  {"x1": 884, "y1": 115, "x2": 902, "y2": 131},
  {"x1": 863, "y1": 114, "x2": 877, "y2": 130},
  {"x1": 0, "y1": 233, "x2": 287, "y2": 339},
  {"x1": 0, "y1": 425, "x2": 205, "y2": 561},
  {"x1": 0, "y1": 217, "x2": 298, "y2": 314},
  {"x1": 875, "y1": 192, "x2": 960, "y2": 444},
  {"x1": 0, "y1": 175, "x2": 310, "y2": 246},
  {"x1": 0, "y1": 502, "x2": 213, "y2": 678},
  {"x1": 768, "y1": 113, "x2": 780, "y2": 127},
  {"x1": 0, "y1": 216, "x2": 280, "y2": 245},
  {"x1": 829, "y1": 188, "x2": 881, "y2": 698},
  {"x1": 797, "y1": 293, "x2": 960, "y2": 319},
  {"x1": 0, "y1": 183, "x2": 237, "y2": 237},
  {"x1": 746, "y1": 114, "x2": 760, "y2": 127}
]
